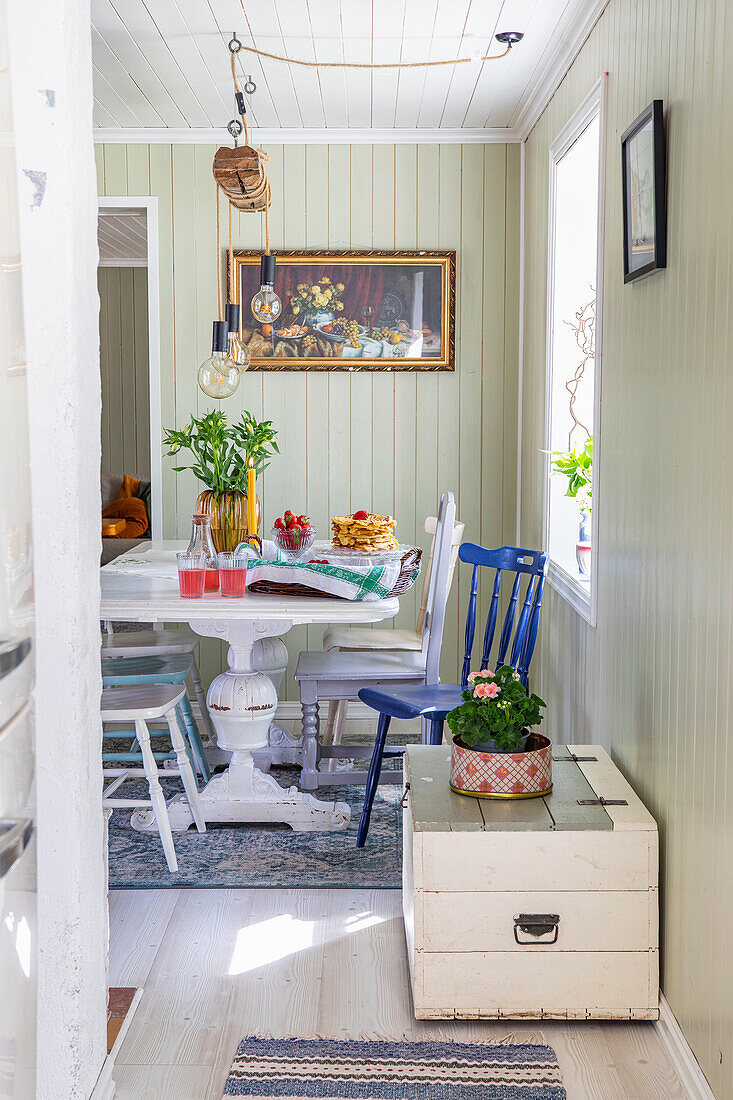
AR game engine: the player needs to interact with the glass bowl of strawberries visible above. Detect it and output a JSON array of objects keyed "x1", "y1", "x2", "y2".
[{"x1": 272, "y1": 510, "x2": 316, "y2": 560}]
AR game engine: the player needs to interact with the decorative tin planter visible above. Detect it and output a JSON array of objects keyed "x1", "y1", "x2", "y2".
[{"x1": 450, "y1": 732, "x2": 553, "y2": 799}]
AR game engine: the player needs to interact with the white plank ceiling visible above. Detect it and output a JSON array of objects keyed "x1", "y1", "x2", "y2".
[
  {"x1": 91, "y1": 0, "x2": 606, "y2": 139},
  {"x1": 98, "y1": 210, "x2": 147, "y2": 263}
]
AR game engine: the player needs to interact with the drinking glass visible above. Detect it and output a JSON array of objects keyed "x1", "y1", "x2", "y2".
[
  {"x1": 177, "y1": 552, "x2": 206, "y2": 598},
  {"x1": 218, "y1": 551, "x2": 248, "y2": 598}
]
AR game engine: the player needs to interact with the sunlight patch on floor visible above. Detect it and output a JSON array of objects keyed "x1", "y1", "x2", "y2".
[{"x1": 227, "y1": 909, "x2": 387, "y2": 974}]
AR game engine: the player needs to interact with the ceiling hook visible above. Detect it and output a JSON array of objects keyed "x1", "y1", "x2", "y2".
[
  {"x1": 228, "y1": 33, "x2": 242, "y2": 54},
  {"x1": 244, "y1": 75, "x2": 257, "y2": 94},
  {"x1": 227, "y1": 118, "x2": 243, "y2": 146}
]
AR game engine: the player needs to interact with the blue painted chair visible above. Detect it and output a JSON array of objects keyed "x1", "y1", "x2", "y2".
[
  {"x1": 101, "y1": 653, "x2": 211, "y2": 783},
  {"x1": 356, "y1": 543, "x2": 549, "y2": 846}
]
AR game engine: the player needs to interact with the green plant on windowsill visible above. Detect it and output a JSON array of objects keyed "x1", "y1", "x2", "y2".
[{"x1": 550, "y1": 435, "x2": 592, "y2": 514}]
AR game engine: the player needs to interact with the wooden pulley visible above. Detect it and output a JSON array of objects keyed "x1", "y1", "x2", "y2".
[{"x1": 212, "y1": 145, "x2": 271, "y2": 212}]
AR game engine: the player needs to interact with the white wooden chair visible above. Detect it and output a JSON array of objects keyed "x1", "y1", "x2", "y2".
[
  {"x1": 101, "y1": 684, "x2": 206, "y2": 873},
  {"x1": 101, "y1": 626, "x2": 214, "y2": 743},
  {"x1": 293, "y1": 492, "x2": 457, "y2": 791},
  {"x1": 319, "y1": 509, "x2": 465, "y2": 755}
]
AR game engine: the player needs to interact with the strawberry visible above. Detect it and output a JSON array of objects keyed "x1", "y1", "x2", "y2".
[
  {"x1": 284, "y1": 510, "x2": 294, "y2": 521},
  {"x1": 352, "y1": 509, "x2": 369, "y2": 521},
  {"x1": 297, "y1": 514, "x2": 310, "y2": 527},
  {"x1": 274, "y1": 517, "x2": 285, "y2": 530}
]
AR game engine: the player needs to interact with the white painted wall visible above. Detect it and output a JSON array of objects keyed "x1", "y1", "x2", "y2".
[{"x1": 6, "y1": 0, "x2": 108, "y2": 1096}]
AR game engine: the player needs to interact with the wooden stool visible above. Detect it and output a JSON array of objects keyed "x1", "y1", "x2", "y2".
[
  {"x1": 101, "y1": 653, "x2": 211, "y2": 781},
  {"x1": 101, "y1": 627, "x2": 214, "y2": 745},
  {"x1": 101, "y1": 685, "x2": 206, "y2": 873}
]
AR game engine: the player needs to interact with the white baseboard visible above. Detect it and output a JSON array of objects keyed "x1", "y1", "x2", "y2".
[
  {"x1": 655, "y1": 992, "x2": 716, "y2": 1100},
  {"x1": 90, "y1": 988, "x2": 144, "y2": 1100},
  {"x1": 189, "y1": 698, "x2": 378, "y2": 725}
]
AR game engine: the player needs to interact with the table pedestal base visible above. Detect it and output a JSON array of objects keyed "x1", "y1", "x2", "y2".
[
  {"x1": 131, "y1": 751, "x2": 349, "y2": 833},
  {"x1": 140, "y1": 617, "x2": 351, "y2": 833}
]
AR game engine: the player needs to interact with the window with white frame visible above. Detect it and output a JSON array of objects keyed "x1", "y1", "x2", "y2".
[{"x1": 544, "y1": 79, "x2": 604, "y2": 624}]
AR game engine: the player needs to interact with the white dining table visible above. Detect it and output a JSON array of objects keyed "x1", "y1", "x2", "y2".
[{"x1": 100, "y1": 541, "x2": 399, "y2": 833}]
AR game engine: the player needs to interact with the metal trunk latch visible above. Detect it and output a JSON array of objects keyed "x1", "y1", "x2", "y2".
[{"x1": 513, "y1": 913, "x2": 560, "y2": 945}]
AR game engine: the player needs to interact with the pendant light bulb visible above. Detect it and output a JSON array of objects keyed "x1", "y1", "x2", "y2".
[
  {"x1": 251, "y1": 254, "x2": 282, "y2": 324},
  {"x1": 198, "y1": 320, "x2": 240, "y2": 399},
  {"x1": 225, "y1": 303, "x2": 251, "y2": 374}
]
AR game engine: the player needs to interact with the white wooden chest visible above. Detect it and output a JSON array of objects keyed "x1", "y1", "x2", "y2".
[{"x1": 402, "y1": 744, "x2": 659, "y2": 1020}]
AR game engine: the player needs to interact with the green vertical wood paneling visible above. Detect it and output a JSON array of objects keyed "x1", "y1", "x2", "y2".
[
  {"x1": 520, "y1": 0, "x2": 733, "y2": 1093},
  {"x1": 98, "y1": 267, "x2": 150, "y2": 480},
  {"x1": 96, "y1": 140, "x2": 520, "y2": 697}
]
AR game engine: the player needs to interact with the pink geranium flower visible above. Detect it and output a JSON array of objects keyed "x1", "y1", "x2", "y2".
[
  {"x1": 467, "y1": 671, "x2": 478, "y2": 681},
  {"x1": 479, "y1": 668, "x2": 494, "y2": 678},
  {"x1": 474, "y1": 681, "x2": 501, "y2": 699}
]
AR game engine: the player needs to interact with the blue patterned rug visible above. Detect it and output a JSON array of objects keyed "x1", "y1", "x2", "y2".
[
  {"x1": 107, "y1": 765, "x2": 403, "y2": 890},
  {"x1": 223, "y1": 1037, "x2": 566, "y2": 1099}
]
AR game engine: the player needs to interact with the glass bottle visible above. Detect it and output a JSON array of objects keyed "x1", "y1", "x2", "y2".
[
  {"x1": 225, "y1": 303, "x2": 251, "y2": 374},
  {"x1": 250, "y1": 254, "x2": 282, "y2": 323},
  {"x1": 198, "y1": 320, "x2": 240, "y2": 399},
  {"x1": 186, "y1": 514, "x2": 219, "y2": 591}
]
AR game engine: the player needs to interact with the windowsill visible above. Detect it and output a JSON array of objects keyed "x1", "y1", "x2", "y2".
[{"x1": 547, "y1": 559, "x2": 595, "y2": 626}]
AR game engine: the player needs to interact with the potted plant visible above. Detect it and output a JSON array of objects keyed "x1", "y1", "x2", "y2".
[
  {"x1": 447, "y1": 666, "x2": 551, "y2": 799},
  {"x1": 550, "y1": 436, "x2": 592, "y2": 575},
  {"x1": 163, "y1": 410, "x2": 279, "y2": 552}
]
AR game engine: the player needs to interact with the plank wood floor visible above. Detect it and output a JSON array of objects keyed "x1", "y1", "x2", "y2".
[{"x1": 109, "y1": 889, "x2": 687, "y2": 1100}]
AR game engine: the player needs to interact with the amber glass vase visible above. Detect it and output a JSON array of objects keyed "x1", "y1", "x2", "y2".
[{"x1": 196, "y1": 489, "x2": 261, "y2": 552}]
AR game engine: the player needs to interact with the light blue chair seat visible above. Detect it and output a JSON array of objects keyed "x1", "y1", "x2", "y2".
[{"x1": 101, "y1": 653, "x2": 211, "y2": 782}]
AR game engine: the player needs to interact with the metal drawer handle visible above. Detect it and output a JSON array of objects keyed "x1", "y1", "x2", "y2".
[
  {"x1": 0, "y1": 818, "x2": 33, "y2": 879},
  {"x1": 513, "y1": 913, "x2": 560, "y2": 945}
]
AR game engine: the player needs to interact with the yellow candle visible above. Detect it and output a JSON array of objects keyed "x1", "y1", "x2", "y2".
[{"x1": 247, "y1": 457, "x2": 257, "y2": 536}]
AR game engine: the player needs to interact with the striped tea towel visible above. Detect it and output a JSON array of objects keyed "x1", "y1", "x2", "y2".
[{"x1": 244, "y1": 555, "x2": 403, "y2": 601}]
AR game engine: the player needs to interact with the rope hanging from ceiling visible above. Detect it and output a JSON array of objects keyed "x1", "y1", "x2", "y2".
[{"x1": 232, "y1": 7, "x2": 522, "y2": 68}]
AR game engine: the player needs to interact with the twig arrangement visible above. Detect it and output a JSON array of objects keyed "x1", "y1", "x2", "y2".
[{"x1": 563, "y1": 294, "x2": 595, "y2": 450}]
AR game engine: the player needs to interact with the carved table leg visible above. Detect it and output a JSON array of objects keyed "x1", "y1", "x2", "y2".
[{"x1": 132, "y1": 618, "x2": 349, "y2": 834}]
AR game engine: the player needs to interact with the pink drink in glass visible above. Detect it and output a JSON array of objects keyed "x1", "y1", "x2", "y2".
[
  {"x1": 218, "y1": 551, "x2": 248, "y2": 598},
  {"x1": 177, "y1": 552, "x2": 206, "y2": 598},
  {"x1": 204, "y1": 568, "x2": 220, "y2": 591},
  {"x1": 220, "y1": 566, "x2": 247, "y2": 597}
]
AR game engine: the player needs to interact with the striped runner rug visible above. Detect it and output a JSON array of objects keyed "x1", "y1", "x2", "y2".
[{"x1": 223, "y1": 1037, "x2": 567, "y2": 1099}]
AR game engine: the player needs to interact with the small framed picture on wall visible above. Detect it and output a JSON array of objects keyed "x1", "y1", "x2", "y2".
[{"x1": 621, "y1": 99, "x2": 667, "y2": 282}]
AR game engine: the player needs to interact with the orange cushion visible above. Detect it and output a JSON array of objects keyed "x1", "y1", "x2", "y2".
[
  {"x1": 117, "y1": 474, "x2": 140, "y2": 500},
  {"x1": 102, "y1": 488, "x2": 148, "y2": 539}
]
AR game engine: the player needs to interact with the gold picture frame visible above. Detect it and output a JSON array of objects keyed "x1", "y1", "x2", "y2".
[{"x1": 230, "y1": 249, "x2": 455, "y2": 371}]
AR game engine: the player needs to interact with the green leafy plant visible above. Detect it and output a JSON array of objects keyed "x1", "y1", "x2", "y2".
[
  {"x1": 446, "y1": 665, "x2": 546, "y2": 752},
  {"x1": 550, "y1": 436, "x2": 592, "y2": 514},
  {"x1": 163, "y1": 410, "x2": 279, "y2": 494}
]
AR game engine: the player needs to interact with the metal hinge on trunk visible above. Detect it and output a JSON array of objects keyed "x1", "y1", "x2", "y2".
[
  {"x1": 577, "y1": 796, "x2": 628, "y2": 806},
  {"x1": 552, "y1": 753, "x2": 598, "y2": 762}
]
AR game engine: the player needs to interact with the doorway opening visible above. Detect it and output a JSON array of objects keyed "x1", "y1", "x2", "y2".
[{"x1": 97, "y1": 198, "x2": 161, "y2": 561}]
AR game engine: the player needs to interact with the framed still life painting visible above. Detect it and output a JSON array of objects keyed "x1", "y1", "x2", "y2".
[
  {"x1": 230, "y1": 249, "x2": 455, "y2": 371},
  {"x1": 621, "y1": 99, "x2": 667, "y2": 283}
]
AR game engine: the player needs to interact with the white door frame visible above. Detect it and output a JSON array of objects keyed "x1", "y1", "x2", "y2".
[{"x1": 97, "y1": 196, "x2": 162, "y2": 539}]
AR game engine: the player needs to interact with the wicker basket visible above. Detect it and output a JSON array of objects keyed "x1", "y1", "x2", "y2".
[{"x1": 247, "y1": 545, "x2": 422, "y2": 599}]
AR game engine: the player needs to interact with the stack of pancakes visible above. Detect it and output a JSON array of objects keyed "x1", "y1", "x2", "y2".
[{"x1": 331, "y1": 512, "x2": 398, "y2": 553}]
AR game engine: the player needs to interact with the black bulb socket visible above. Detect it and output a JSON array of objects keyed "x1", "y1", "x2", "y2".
[
  {"x1": 212, "y1": 320, "x2": 229, "y2": 353},
  {"x1": 225, "y1": 303, "x2": 240, "y2": 333},
  {"x1": 259, "y1": 253, "x2": 276, "y2": 286}
]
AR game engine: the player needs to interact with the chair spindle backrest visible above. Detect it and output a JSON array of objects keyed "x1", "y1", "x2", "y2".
[
  {"x1": 421, "y1": 492, "x2": 457, "y2": 684},
  {"x1": 459, "y1": 544, "x2": 548, "y2": 687}
]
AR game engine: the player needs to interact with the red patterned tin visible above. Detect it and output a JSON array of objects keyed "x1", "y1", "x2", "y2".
[{"x1": 450, "y1": 733, "x2": 553, "y2": 799}]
